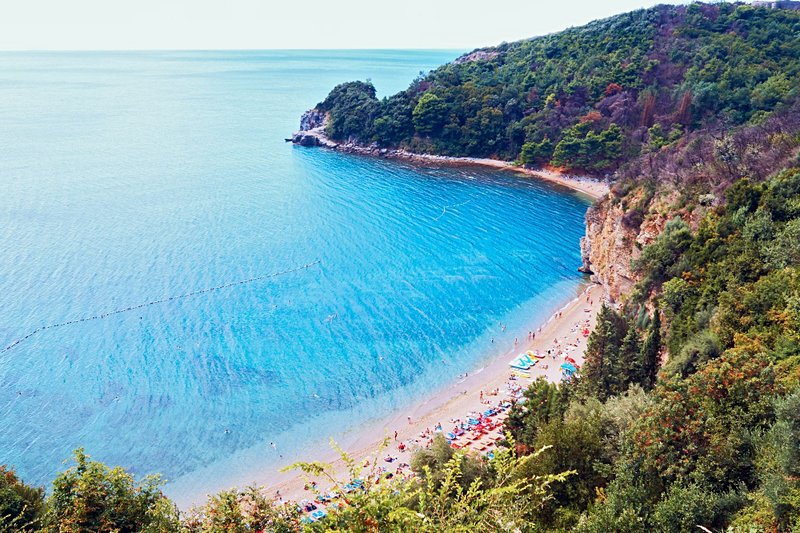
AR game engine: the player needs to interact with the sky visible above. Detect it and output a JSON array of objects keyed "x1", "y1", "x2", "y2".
[{"x1": 0, "y1": 0, "x2": 689, "y2": 51}]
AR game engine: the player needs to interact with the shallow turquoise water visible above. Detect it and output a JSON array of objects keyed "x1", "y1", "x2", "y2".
[{"x1": 0, "y1": 50, "x2": 589, "y2": 501}]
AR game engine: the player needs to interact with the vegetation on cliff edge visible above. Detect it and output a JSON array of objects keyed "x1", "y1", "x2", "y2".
[{"x1": 312, "y1": 2, "x2": 800, "y2": 175}]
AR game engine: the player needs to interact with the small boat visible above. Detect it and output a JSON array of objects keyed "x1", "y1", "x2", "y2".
[{"x1": 509, "y1": 354, "x2": 532, "y2": 369}]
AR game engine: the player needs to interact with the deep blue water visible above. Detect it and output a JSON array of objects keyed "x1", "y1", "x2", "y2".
[{"x1": 0, "y1": 50, "x2": 589, "y2": 502}]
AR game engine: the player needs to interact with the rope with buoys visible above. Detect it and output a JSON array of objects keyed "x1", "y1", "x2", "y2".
[
  {"x1": 0, "y1": 260, "x2": 321, "y2": 354},
  {"x1": 433, "y1": 200, "x2": 471, "y2": 221}
]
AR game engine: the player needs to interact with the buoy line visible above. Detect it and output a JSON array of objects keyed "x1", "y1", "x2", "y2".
[
  {"x1": 433, "y1": 200, "x2": 472, "y2": 221},
  {"x1": 0, "y1": 260, "x2": 321, "y2": 354}
]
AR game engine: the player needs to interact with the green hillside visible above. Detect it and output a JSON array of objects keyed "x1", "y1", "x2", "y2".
[
  {"x1": 313, "y1": 2, "x2": 800, "y2": 174},
  {"x1": 3, "y1": 3, "x2": 800, "y2": 532}
]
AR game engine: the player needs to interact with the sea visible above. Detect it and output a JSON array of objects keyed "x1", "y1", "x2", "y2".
[{"x1": 0, "y1": 50, "x2": 590, "y2": 504}]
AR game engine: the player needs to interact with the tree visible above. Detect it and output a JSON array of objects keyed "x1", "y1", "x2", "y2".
[
  {"x1": 317, "y1": 81, "x2": 380, "y2": 141},
  {"x1": 581, "y1": 304, "x2": 628, "y2": 400},
  {"x1": 551, "y1": 123, "x2": 624, "y2": 172},
  {"x1": 46, "y1": 449, "x2": 180, "y2": 533},
  {"x1": 524, "y1": 399, "x2": 615, "y2": 529},
  {"x1": 505, "y1": 378, "x2": 570, "y2": 446},
  {"x1": 751, "y1": 388, "x2": 800, "y2": 530},
  {"x1": 519, "y1": 137, "x2": 554, "y2": 166},
  {"x1": 649, "y1": 482, "x2": 730, "y2": 533},
  {"x1": 0, "y1": 466, "x2": 45, "y2": 532},
  {"x1": 411, "y1": 434, "x2": 489, "y2": 491},
  {"x1": 412, "y1": 93, "x2": 448, "y2": 136},
  {"x1": 640, "y1": 307, "x2": 661, "y2": 388},
  {"x1": 618, "y1": 321, "x2": 644, "y2": 390},
  {"x1": 632, "y1": 218, "x2": 693, "y2": 290}
]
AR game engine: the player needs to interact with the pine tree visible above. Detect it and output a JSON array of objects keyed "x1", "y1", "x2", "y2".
[
  {"x1": 640, "y1": 306, "x2": 662, "y2": 389},
  {"x1": 618, "y1": 320, "x2": 643, "y2": 391},
  {"x1": 582, "y1": 304, "x2": 627, "y2": 400}
]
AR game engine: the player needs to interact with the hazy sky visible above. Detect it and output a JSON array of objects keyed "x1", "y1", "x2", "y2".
[{"x1": 1, "y1": 0, "x2": 687, "y2": 51}]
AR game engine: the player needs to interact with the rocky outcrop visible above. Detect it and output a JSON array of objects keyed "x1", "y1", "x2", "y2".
[
  {"x1": 299, "y1": 109, "x2": 326, "y2": 131},
  {"x1": 581, "y1": 183, "x2": 702, "y2": 302},
  {"x1": 581, "y1": 197, "x2": 640, "y2": 302},
  {"x1": 290, "y1": 132, "x2": 322, "y2": 147},
  {"x1": 454, "y1": 50, "x2": 501, "y2": 64},
  {"x1": 288, "y1": 110, "x2": 337, "y2": 147}
]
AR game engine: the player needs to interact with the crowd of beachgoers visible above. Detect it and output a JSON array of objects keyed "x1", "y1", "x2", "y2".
[{"x1": 286, "y1": 291, "x2": 600, "y2": 524}]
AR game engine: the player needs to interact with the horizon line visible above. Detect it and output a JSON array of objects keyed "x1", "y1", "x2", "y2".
[{"x1": 0, "y1": 47, "x2": 472, "y2": 53}]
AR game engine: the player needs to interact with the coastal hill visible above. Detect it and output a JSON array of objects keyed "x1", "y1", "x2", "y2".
[
  {"x1": 299, "y1": 2, "x2": 800, "y2": 175},
  {"x1": 3, "y1": 3, "x2": 800, "y2": 532},
  {"x1": 287, "y1": 1, "x2": 800, "y2": 531}
]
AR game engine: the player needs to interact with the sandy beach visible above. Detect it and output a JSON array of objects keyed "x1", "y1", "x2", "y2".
[
  {"x1": 291, "y1": 128, "x2": 610, "y2": 201},
  {"x1": 257, "y1": 282, "x2": 606, "y2": 505}
]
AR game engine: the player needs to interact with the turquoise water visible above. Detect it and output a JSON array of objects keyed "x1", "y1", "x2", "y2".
[{"x1": 0, "y1": 50, "x2": 589, "y2": 502}]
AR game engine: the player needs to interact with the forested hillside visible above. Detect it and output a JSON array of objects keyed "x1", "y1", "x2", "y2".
[
  {"x1": 3, "y1": 3, "x2": 800, "y2": 532},
  {"x1": 310, "y1": 2, "x2": 800, "y2": 174}
]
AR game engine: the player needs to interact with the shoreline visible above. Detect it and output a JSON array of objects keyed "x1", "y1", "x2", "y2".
[
  {"x1": 290, "y1": 128, "x2": 610, "y2": 201},
  {"x1": 176, "y1": 133, "x2": 610, "y2": 509},
  {"x1": 249, "y1": 282, "x2": 605, "y2": 505}
]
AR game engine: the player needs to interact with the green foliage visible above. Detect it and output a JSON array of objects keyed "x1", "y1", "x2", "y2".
[
  {"x1": 580, "y1": 305, "x2": 655, "y2": 400},
  {"x1": 317, "y1": 81, "x2": 380, "y2": 142},
  {"x1": 311, "y1": 3, "x2": 800, "y2": 171},
  {"x1": 751, "y1": 387, "x2": 800, "y2": 530},
  {"x1": 504, "y1": 387, "x2": 652, "y2": 530},
  {"x1": 286, "y1": 436, "x2": 570, "y2": 532},
  {"x1": 632, "y1": 349, "x2": 778, "y2": 489},
  {"x1": 551, "y1": 123, "x2": 623, "y2": 172},
  {"x1": 519, "y1": 136, "x2": 554, "y2": 166},
  {"x1": 182, "y1": 486, "x2": 299, "y2": 532},
  {"x1": 568, "y1": 147, "x2": 800, "y2": 529},
  {"x1": 0, "y1": 466, "x2": 45, "y2": 532},
  {"x1": 639, "y1": 306, "x2": 661, "y2": 388},
  {"x1": 632, "y1": 217, "x2": 693, "y2": 291},
  {"x1": 504, "y1": 378, "x2": 571, "y2": 445},
  {"x1": 649, "y1": 482, "x2": 734, "y2": 533},
  {"x1": 521, "y1": 400, "x2": 616, "y2": 529},
  {"x1": 411, "y1": 434, "x2": 489, "y2": 491},
  {"x1": 46, "y1": 449, "x2": 180, "y2": 532},
  {"x1": 661, "y1": 328, "x2": 721, "y2": 379},
  {"x1": 412, "y1": 93, "x2": 448, "y2": 136}
]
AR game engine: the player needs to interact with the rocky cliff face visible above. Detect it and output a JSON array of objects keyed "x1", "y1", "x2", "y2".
[
  {"x1": 581, "y1": 185, "x2": 689, "y2": 302},
  {"x1": 299, "y1": 109, "x2": 326, "y2": 131},
  {"x1": 581, "y1": 198, "x2": 640, "y2": 302}
]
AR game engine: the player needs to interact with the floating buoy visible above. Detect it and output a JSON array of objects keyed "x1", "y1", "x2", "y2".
[{"x1": 0, "y1": 260, "x2": 321, "y2": 354}]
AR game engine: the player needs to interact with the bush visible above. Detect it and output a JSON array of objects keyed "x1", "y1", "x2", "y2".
[
  {"x1": 662, "y1": 329, "x2": 722, "y2": 378},
  {"x1": 0, "y1": 466, "x2": 45, "y2": 532},
  {"x1": 45, "y1": 449, "x2": 180, "y2": 532}
]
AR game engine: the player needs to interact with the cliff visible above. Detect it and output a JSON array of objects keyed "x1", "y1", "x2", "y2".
[{"x1": 581, "y1": 185, "x2": 692, "y2": 302}]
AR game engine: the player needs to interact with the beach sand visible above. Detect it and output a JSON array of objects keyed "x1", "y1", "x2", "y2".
[
  {"x1": 292, "y1": 128, "x2": 610, "y2": 201},
  {"x1": 257, "y1": 282, "x2": 606, "y2": 504}
]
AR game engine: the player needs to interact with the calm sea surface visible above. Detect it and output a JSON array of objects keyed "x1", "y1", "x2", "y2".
[{"x1": 0, "y1": 50, "x2": 589, "y2": 502}]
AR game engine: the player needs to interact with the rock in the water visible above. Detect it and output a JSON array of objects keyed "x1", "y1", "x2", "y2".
[{"x1": 292, "y1": 133, "x2": 320, "y2": 147}]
